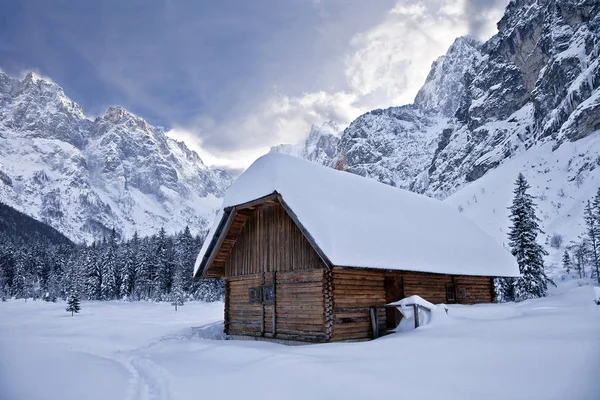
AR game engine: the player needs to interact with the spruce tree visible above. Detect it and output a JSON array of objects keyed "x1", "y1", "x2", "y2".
[
  {"x1": 501, "y1": 173, "x2": 552, "y2": 301},
  {"x1": 584, "y1": 200, "x2": 600, "y2": 283},
  {"x1": 562, "y1": 249, "x2": 571, "y2": 274},
  {"x1": 66, "y1": 291, "x2": 81, "y2": 316}
]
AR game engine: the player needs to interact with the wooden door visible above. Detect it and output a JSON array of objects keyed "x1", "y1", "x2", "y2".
[{"x1": 384, "y1": 276, "x2": 404, "y2": 330}]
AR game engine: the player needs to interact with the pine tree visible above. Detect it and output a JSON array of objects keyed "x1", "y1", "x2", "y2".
[
  {"x1": 120, "y1": 232, "x2": 139, "y2": 300},
  {"x1": 84, "y1": 243, "x2": 103, "y2": 299},
  {"x1": 562, "y1": 249, "x2": 571, "y2": 274},
  {"x1": 584, "y1": 200, "x2": 600, "y2": 283},
  {"x1": 499, "y1": 173, "x2": 552, "y2": 301},
  {"x1": 154, "y1": 227, "x2": 175, "y2": 299},
  {"x1": 134, "y1": 237, "x2": 152, "y2": 300},
  {"x1": 66, "y1": 291, "x2": 81, "y2": 316},
  {"x1": 573, "y1": 242, "x2": 587, "y2": 278}
]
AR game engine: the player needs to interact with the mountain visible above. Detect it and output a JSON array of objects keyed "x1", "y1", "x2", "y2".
[
  {"x1": 0, "y1": 201, "x2": 72, "y2": 247},
  {"x1": 272, "y1": 0, "x2": 600, "y2": 265},
  {"x1": 0, "y1": 72, "x2": 231, "y2": 243}
]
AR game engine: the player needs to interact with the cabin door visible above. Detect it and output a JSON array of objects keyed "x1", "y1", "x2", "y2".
[
  {"x1": 384, "y1": 276, "x2": 404, "y2": 330},
  {"x1": 261, "y1": 272, "x2": 276, "y2": 337}
]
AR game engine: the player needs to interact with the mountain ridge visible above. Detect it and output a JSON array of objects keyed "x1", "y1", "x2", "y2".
[{"x1": 0, "y1": 71, "x2": 231, "y2": 243}]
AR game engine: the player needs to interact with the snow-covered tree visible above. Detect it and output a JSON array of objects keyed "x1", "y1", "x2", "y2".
[
  {"x1": 66, "y1": 291, "x2": 81, "y2": 316},
  {"x1": 498, "y1": 173, "x2": 552, "y2": 302},
  {"x1": 84, "y1": 243, "x2": 102, "y2": 300},
  {"x1": 562, "y1": 249, "x2": 571, "y2": 274},
  {"x1": 120, "y1": 232, "x2": 139, "y2": 300}
]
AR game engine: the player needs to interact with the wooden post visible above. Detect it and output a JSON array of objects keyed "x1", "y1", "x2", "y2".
[
  {"x1": 260, "y1": 272, "x2": 265, "y2": 336},
  {"x1": 370, "y1": 307, "x2": 379, "y2": 339},
  {"x1": 413, "y1": 304, "x2": 419, "y2": 329},
  {"x1": 272, "y1": 271, "x2": 276, "y2": 336}
]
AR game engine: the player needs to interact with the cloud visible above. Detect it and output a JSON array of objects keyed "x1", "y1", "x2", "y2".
[
  {"x1": 168, "y1": 89, "x2": 362, "y2": 168},
  {"x1": 344, "y1": 0, "x2": 469, "y2": 108},
  {"x1": 463, "y1": 0, "x2": 508, "y2": 39},
  {"x1": 185, "y1": 0, "x2": 507, "y2": 169},
  {"x1": 7, "y1": 0, "x2": 507, "y2": 172}
]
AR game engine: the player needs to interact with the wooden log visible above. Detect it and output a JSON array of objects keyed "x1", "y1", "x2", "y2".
[{"x1": 274, "y1": 333, "x2": 327, "y2": 342}]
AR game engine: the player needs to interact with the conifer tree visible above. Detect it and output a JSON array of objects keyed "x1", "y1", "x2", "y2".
[
  {"x1": 584, "y1": 200, "x2": 600, "y2": 283},
  {"x1": 120, "y1": 233, "x2": 139, "y2": 299},
  {"x1": 66, "y1": 291, "x2": 81, "y2": 316},
  {"x1": 573, "y1": 242, "x2": 587, "y2": 278},
  {"x1": 499, "y1": 173, "x2": 552, "y2": 301},
  {"x1": 562, "y1": 249, "x2": 571, "y2": 274},
  {"x1": 84, "y1": 243, "x2": 102, "y2": 300}
]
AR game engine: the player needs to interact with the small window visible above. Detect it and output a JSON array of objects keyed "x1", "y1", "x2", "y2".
[
  {"x1": 457, "y1": 285, "x2": 467, "y2": 299},
  {"x1": 446, "y1": 284, "x2": 456, "y2": 302},
  {"x1": 248, "y1": 287, "x2": 262, "y2": 304},
  {"x1": 263, "y1": 285, "x2": 274, "y2": 302}
]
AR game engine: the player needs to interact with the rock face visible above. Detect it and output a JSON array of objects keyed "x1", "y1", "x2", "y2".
[
  {"x1": 280, "y1": 0, "x2": 599, "y2": 200},
  {"x1": 0, "y1": 72, "x2": 231, "y2": 243},
  {"x1": 415, "y1": 37, "x2": 483, "y2": 117}
]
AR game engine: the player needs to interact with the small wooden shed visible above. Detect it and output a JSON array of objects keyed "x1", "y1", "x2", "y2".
[{"x1": 194, "y1": 154, "x2": 519, "y2": 343}]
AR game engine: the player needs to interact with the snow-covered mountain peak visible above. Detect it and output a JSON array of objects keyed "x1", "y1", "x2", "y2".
[
  {"x1": 414, "y1": 36, "x2": 482, "y2": 117},
  {"x1": 0, "y1": 71, "x2": 231, "y2": 243}
]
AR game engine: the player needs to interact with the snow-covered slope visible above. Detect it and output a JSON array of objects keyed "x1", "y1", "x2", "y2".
[
  {"x1": 0, "y1": 72, "x2": 231, "y2": 243},
  {"x1": 445, "y1": 133, "x2": 600, "y2": 268},
  {"x1": 273, "y1": 0, "x2": 600, "y2": 259}
]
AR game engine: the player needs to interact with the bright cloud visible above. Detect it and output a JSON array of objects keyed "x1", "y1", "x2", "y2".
[{"x1": 171, "y1": 0, "x2": 507, "y2": 171}]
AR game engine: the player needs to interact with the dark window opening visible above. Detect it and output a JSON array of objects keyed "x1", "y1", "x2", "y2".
[
  {"x1": 263, "y1": 285, "x2": 274, "y2": 302},
  {"x1": 248, "y1": 287, "x2": 263, "y2": 304},
  {"x1": 446, "y1": 284, "x2": 456, "y2": 302}
]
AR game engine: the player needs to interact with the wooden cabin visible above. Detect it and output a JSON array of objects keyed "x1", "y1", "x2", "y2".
[{"x1": 194, "y1": 154, "x2": 519, "y2": 343}]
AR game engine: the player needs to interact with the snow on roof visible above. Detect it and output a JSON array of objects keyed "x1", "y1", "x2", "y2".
[{"x1": 194, "y1": 153, "x2": 519, "y2": 278}]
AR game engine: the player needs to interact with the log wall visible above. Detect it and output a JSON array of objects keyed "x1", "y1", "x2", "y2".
[
  {"x1": 401, "y1": 271, "x2": 494, "y2": 304},
  {"x1": 331, "y1": 268, "x2": 387, "y2": 341},
  {"x1": 225, "y1": 270, "x2": 328, "y2": 342},
  {"x1": 330, "y1": 267, "x2": 495, "y2": 341}
]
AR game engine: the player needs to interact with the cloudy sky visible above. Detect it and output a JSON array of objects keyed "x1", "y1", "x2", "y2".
[{"x1": 0, "y1": 0, "x2": 507, "y2": 173}]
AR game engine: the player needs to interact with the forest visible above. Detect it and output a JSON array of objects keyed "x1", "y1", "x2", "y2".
[{"x1": 0, "y1": 202, "x2": 222, "y2": 302}]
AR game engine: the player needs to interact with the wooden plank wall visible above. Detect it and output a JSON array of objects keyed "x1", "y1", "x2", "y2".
[
  {"x1": 331, "y1": 268, "x2": 386, "y2": 341},
  {"x1": 224, "y1": 203, "x2": 325, "y2": 277}
]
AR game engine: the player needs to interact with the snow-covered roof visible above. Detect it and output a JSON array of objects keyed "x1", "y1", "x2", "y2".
[{"x1": 194, "y1": 153, "x2": 519, "y2": 278}]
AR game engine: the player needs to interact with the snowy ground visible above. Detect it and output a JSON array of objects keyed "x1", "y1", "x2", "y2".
[{"x1": 1, "y1": 282, "x2": 599, "y2": 400}]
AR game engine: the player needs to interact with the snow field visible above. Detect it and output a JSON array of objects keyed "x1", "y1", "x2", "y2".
[{"x1": 1, "y1": 282, "x2": 599, "y2": 400}]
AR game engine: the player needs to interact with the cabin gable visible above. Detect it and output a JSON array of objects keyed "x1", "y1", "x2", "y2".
[{"x1": 224, "y1": 202, "x2": 327, "y2": 277}]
